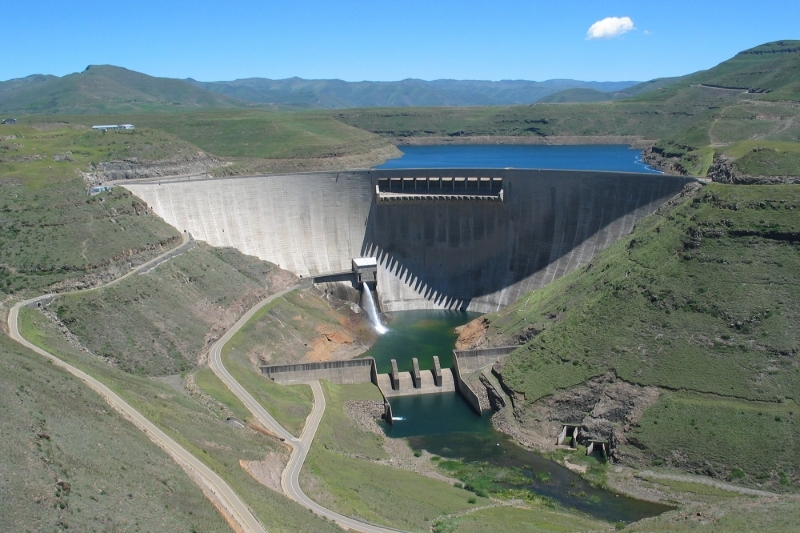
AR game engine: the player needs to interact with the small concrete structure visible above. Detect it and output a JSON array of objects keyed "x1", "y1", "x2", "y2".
[
  {"x1": 1, "y1": 118, "x2": 16, "y2": 125},
  {"x1": 556, "y1": 425, "x2": 580, "y2": 448},
  {"x1": 352, "y1": 257, "x2": 377, "y2": 285},
  {"x1": 586, "y1": 440, "x2": 608, "y2": 460}
]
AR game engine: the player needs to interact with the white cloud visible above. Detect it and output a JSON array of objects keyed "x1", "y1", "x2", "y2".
[{"x1": 586, "y1": 17, "x2": 635, "y2": 40}]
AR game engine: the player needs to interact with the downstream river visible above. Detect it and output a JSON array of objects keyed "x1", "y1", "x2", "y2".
[
  {"x1": 362, "y1": 311, "x2": 671, "y2": 524},
  {"x1": 365, "y1": 145, "x2": 671, "y2": 522},
  {"x1": 374, "y1": 143, "x2": 661, "y2": 173}
]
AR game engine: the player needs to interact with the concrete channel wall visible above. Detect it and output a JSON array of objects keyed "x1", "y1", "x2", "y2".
[
  {"x1": 259, "y1": 358, "x2": 376, "y2": 385},
  {"x1": 452, "y1": 352, "x2": 483, "y2": 414},
  {"x1": 125, "y1": 169, "x2": 692, "y2": 313},
  {"x1": 453, "y1": 346, "x2": 518, "y2": 373}
]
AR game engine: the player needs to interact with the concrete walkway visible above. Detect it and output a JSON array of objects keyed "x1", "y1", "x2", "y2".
[
  {"x1": 7, "y1": 237, "x2": 267, "y2": 533},
  {"x1": 208, "y1": 283, "x2": 410, "y2": 533}
]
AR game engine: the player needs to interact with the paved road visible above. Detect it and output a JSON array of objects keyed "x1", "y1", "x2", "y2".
[
  {"x1": 208, "y1": 283, "x2": 408, "y2": 533},
  {"x1": 7, "y1": 238, "x2": 267, "y2": 533}
]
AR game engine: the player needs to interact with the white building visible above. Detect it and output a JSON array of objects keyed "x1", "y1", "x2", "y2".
[{"x1": 92, "y1": 124, "x2": 134, "y2": 131}]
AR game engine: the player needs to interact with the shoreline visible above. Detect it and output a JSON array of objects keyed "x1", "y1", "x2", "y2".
[{"x1": 391, "y1": 135, "x2": 657, "y2": 149}]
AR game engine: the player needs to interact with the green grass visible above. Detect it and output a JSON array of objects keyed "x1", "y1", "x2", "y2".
[
  {"x1": 221, "y1": 352, "x2": 313, "y2": 437},
  {"x1": 722, "y1": 140, "x2": 800, "y2": 159},
  {"x1": 624, "y1": 497, "x2": 800, "y2": 533},
  {"x1": 195, "y1": 366, "x2": 254, "y2": 422},
  {"x1": 629, "y1": 392, "x2": 799, "y2": 486},
  {"x1": 313, "y1": 382, "x2": 386, "y2": 458},
  {"x1": 301, "y1": 382, "x2": 485, "y2": 532},
  {"x1": 54, "y1": 109, "x2": 393, "y2": 160},
  {"x1": 480, "y1": 183, "x2": 800, "y2": 488},
  {"x1": 17, "y1": 306, "x2": 342, "y2": 533},
  {"x1": 641, "y1": 477, "x2": 749, "y2": 499},
  {"x1": 432, "y1": 505, "x2": 607, "y2": 533},
  {"x1": 53, "y1": 243, "x2": 287, "y2": 376},
  {"x1": 0, "y1": 125, "x2": 198, "y2": 295},
  {"x1": 0, "y1": 332, "x2": 231, "y2": 532}
]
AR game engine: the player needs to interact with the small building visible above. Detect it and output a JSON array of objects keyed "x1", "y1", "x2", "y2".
[
  {"x1": 352, "y1": 257, "x2": 378, "y2": 285},
  {"x1": 88, "y1": 185, "x2": 110, "y2": 195},
  {"x1": 91, "y1": 124, "x2": 134, "y2": 132},
  {"x1": 1, "y1": 118, "x2": 16, "y2": 125}
]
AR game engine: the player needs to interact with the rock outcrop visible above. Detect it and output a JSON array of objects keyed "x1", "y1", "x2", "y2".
[
  {"x1": 82, "y1": 151, "x2": 227, "y2": 185},
  {"x1": 706, "y1": 153, "x2": 799, "y2": 185}
]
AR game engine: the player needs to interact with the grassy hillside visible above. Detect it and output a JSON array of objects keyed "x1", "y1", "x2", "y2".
[
  {"x1": 17, "y1": 307, "x2": 342, "y2": 533},
  {"x1": 42, "y1": 109, "x2": 401, "y2": 173},
  {"x1": 53, "y1": 243, "x2": 295, "y2": 375},
  {"x1": 0, "y1": 65, "x2": 246, "y2": 115},
  {"x1": 472, "y1": 183, "x2": 800, "y2": 490},
  {"x1": 537, "y1": 88, "x2": 625, "y2": 103},
  {"x1": 0, "y1": 125, "x2": 195, "y2": 296},
  {"x1": 0, "y1": 334, "x2": 230, "y2": 532},
  {"x1": 680, "y1": 40, "x2": 800, "y2": 100}
]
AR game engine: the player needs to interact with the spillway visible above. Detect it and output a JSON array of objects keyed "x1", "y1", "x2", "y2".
[{"x1": 123, "y1": 169, "x2": 692, "y2": 313}]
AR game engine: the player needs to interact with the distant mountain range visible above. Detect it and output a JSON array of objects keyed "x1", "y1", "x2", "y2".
[
  {"x1": 0, "y1": 65, "x2": 640, "y2": 115},
  {"x1": 1, "y1": 41, "x2": 798, "y2": 116},
  {"x1": 184, "y1": 77, "x2": 640, "y2": 108}
]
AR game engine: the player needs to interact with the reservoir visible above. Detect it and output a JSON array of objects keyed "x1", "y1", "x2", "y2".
[
  {"x1": 372, "y1": 311, "x2": 672, "y2": 524},
  {"x1": 375, "y1": 144, "x2": 661, "y2": 173}
]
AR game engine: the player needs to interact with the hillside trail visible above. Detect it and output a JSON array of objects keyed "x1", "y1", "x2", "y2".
[{"x1": 6, "y1": 232, "x2": 267, "y2": 533}]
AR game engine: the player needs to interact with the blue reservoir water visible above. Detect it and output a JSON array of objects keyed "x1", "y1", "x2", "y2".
[{"x1": 374, "y1": 144, "x2": 661, "y2": 173}]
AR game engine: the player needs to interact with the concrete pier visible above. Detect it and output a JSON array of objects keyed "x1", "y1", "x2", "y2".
[
  {"x1": 432, "y1": 356, "x2": 443, "y2": 387},
  {"x1": 411, "y1": 358, "x2": 421, "y2": 388},
  {"x1": 389, "y1": 359, "x2": 400, "y2": 391}
]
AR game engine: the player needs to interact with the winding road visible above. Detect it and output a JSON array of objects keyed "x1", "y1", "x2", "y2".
[
  {"x1": 208, "y1": 281, "x2": 409, "y2": 533},
  {"x1": 9, "y1": 235, "x2": 409, "y2": 533},
  {"x1": 7, "y1": 235, "x2": 267, "y2": 533}
]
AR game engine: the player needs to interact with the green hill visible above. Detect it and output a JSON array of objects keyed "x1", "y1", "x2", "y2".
[
  {"x1": 536, "y1": 87, "x2": 626, "y2": 103},
  {"x1": 467, "y1": 183, "x2": 800, "y2": 491},
  {"x1": 0, "y1": 65, "x2": 247, "y2": 115},
  {"x1": 688, "y1": 40, "x2": 800, "y2": 100}
]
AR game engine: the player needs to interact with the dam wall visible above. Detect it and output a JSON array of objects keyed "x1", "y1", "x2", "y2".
[
  {"x1": 124, "y1": 169, "x2": 692, "y2": 313},
  {"x1": 125, "y1": 172, "x2": 372, "y2": 277}
]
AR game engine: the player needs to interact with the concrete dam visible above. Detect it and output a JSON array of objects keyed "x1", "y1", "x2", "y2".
[{"x1": 123, "y1": 168, "x2": 693, "y2": 313}]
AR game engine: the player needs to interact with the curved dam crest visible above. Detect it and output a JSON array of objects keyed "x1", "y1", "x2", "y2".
[{"x1": 123, "y1": 169, "x2": 693, "y2": 313}]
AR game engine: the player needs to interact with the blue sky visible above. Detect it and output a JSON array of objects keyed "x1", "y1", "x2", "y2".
[{"x1": 4, "y1": 1, "x2": 798, "y2": 82}]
